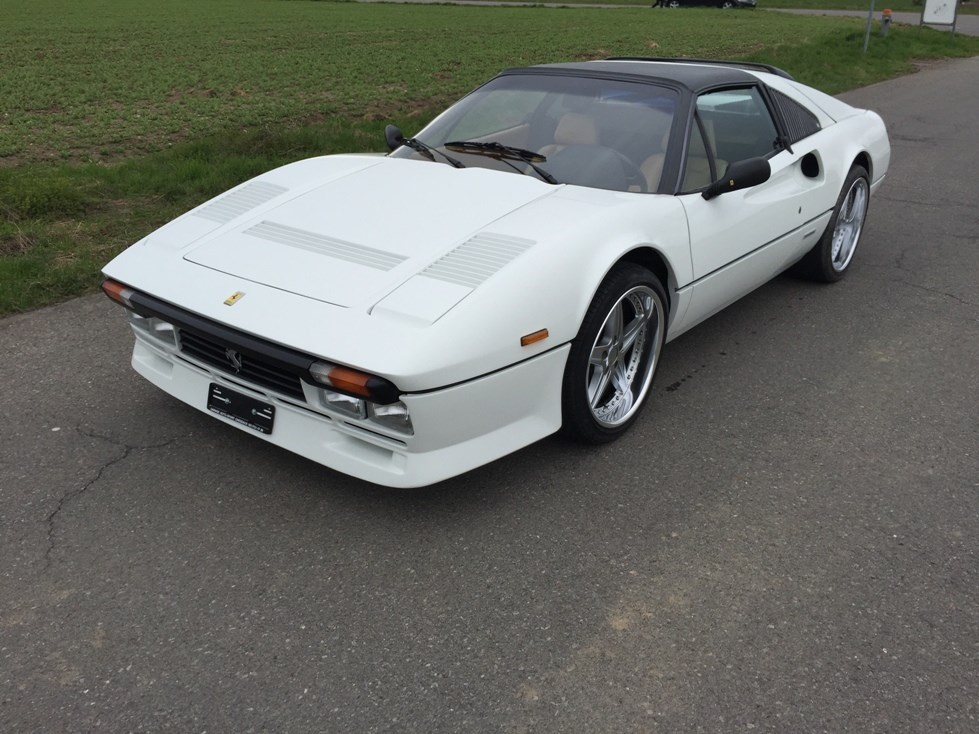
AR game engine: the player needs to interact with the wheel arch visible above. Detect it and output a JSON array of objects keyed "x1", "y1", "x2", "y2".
[
  {"x1": 615, "y1": 246, "x2": 674, "y2": 315},
  {"x1": 852, "y1": 150, "x2": 872, "y2": 181}
]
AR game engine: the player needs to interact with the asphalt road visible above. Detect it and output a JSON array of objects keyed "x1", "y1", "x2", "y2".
[
  {"x1": 2, "y1": 57, "x2": 977, "y2": 733},
  {"x1": 774, "y1": 7, "x2": 979, "y2": 35}
]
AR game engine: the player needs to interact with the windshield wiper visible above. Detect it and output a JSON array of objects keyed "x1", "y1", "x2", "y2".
[
  {"x1": 444, "y1": 141, "x2": 559, "y2": 185},
  {"x1": 404, "y1": 137, "x2": 465, "y2": 169},
  {"x1": 385, "y1": 125, "x2": 465, "y2": 169}
]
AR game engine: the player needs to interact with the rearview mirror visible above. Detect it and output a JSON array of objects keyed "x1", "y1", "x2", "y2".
[
  {"x1": 385, "y1": 124, "x2": 406, "y2": 151},
  {"x1": 701, "y1": 157, "x2": 771, "y2": 200}
]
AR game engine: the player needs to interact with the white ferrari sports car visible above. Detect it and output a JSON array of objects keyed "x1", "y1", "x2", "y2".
[{"x1": 102, "y1": 58, "x2": 890, "y2": 487}]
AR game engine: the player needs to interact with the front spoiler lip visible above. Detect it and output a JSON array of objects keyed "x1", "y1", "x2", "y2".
[{"x1": 126, "y1": 330, "x2": 569, "y2": 488}]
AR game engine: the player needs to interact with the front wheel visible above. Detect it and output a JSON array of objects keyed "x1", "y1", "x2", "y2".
[
  {"x1": 561, "y1": 263, "x2": 667, "y2": 444},
  {"x1": 799, "y1": 164, "x2": 870, "y2": 282}
]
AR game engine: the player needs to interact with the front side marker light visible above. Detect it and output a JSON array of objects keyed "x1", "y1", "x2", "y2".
[
  {"x1": 520, "y1": 328, "x2": 549, "y2": 347},
  {"x1": 102, "y1": 279, "x2": 136, "y2": 309}
]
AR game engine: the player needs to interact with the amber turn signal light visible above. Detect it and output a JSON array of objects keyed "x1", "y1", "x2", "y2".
[
  {"x1": 101, "y1": 279, "x2": 136, "y2": 309},
  {"x1": 520, "y1": 329, "x2": 549, "y2": 347}
]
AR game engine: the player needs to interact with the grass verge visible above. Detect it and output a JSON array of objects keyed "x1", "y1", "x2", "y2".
[{"x1": 2, "y1": 0, "x2": 977, "y2": 315}]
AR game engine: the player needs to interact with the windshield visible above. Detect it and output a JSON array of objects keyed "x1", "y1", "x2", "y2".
[{"x1": 391, "y1": 73, "x2": 679, "y2": 193}]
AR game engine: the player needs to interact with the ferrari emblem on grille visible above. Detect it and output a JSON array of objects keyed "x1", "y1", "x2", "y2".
[
  {"x1": 225, "y1": 348, "x2": 243, "y2": 373},
  {"x1": 224, "y1": 291, "x2": 245, "y2": 306}
]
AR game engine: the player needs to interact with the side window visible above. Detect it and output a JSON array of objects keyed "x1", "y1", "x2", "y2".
[{"x1": 693, "y1": 87, "x2": 779, "y2": 170}]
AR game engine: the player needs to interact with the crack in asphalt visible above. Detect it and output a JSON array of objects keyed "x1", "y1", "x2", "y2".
[
  {"x1": 891, "y1": 243, "x2": 976, "y2": 310},
  {"x1": 876, "y1": 194, "x2": 974, "y2": 211},
  {"x1": 891, "y1": 278, "x2": 979, "y2": 313},
  {"x1": 42, "y1": 427, "x2": 177, "y2": 572}
]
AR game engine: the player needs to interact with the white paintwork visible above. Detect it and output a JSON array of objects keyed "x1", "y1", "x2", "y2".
[
  {"x1": 184, "y1": 159, "x2": 553, "y2": 308},
  {"x1": 127, "y1": 317, "x2": 568, "y2": 487},
  {"x1": 103, "y1": 62, "x2": 890, "y2": 487},
  {"x1": 106, "y1": 169, "x2": 692, "y2": 390}
]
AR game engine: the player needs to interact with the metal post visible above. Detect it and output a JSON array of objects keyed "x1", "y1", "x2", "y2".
[{"x1": 863, "y1": 0, "x2": 877, "y2": 53}]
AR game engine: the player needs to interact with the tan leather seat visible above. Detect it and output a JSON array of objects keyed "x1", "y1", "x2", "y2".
[
  {"x1": 640, "y1": 153, "x2": 667, "y2": 193},
  {"x1": 539, "y1": 113, "x2": 599, "y2": 159},
  {"x1": 638, "y1": 128, "x2": 672, "y2": 192},
  {"x1": 642, "y1": 120, "x2": 726, "y2": 193}
]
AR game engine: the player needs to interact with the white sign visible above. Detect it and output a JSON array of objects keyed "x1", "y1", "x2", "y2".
[{"x1": 922, "y1": 0, "x2": 958, "y2": 25}]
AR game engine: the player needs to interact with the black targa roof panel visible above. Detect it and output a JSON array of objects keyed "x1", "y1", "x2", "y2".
[{"x1": 521, "y1": 59, "x2": 768, "y2": 94}]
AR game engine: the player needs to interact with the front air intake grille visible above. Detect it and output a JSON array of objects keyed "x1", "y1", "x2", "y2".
[{"x1": 179, "y1": 330, "x2": 306, "y2": 400}]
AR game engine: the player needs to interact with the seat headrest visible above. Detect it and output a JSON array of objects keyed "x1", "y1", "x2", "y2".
[{"x1": 554, "y1": 113, "x2": 599, "y2": 146}]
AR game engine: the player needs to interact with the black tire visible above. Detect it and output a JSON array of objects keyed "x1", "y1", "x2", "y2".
[
  {"x1": 561, "y1": 263, "x2": 668, "y2": 444},
  {"x1": 798, "y1": 164, "x2": 870, "y2": 282}
]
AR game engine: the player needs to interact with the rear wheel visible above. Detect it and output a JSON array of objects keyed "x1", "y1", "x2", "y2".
[
  {"x1": 799, "y1": 164, "x2": 870, "y2": 282},
  {"x1": 561, "y1": 263, "x2": 667, "y2": 444}
]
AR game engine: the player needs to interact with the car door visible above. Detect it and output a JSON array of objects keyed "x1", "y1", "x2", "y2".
[{"x1": 678, "y1": 86, "x2": 831, "y2": 328}]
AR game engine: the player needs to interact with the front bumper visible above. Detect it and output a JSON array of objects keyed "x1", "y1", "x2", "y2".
[{"x1": 126, "y1": 314, "x2": 568, "y2": 488}]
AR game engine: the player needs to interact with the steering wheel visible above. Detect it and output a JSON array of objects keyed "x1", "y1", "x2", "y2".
[{"x1": 613, "y1": 151, "x2": 648, "y2": 193}]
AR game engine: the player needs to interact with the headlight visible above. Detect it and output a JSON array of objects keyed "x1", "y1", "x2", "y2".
[
  {"x1": 368, "y1": 401, "x2": 414, "y2": 436},
  {"x1": 321, "y1": 389, "x2": 367, "y2": 419},
  {"x1": 128, "y1": 311, "x2": 177, "y2": 347},
  {"x1": 318, "y1": 389, "x2": 413, "y2": 436}
]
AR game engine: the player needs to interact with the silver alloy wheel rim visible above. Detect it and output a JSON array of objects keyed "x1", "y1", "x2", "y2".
[
  {"x1": 586, "y1": 285, "x2": 662, "y2": 428},
  {"x1": 831, "y1": 177, "x2": 868, "y2": 272}
]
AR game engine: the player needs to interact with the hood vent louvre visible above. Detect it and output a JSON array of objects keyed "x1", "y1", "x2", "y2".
[
  {"x1": 244, "y1": 221, "x2": 408, "y2": 271},
  {"x1": 421, "y1": 233, "x2": 534, "y2": 288},
  {"x1": 194, "y1": 181, "x2": 288, "y2": 224}
]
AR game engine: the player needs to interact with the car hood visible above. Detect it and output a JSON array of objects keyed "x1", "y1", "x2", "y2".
[{"x1": 176, "y1": 155, "x2": 555, "y2": 308}]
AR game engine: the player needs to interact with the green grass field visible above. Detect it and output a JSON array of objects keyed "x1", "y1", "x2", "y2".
[{"x1": 2, "y1": 0, "x2": 977, "y2": 314}]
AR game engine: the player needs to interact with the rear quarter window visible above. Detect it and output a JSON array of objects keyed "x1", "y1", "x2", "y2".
[{"x1": 768, "y1": 88, "x2": 821, "y2": 144}]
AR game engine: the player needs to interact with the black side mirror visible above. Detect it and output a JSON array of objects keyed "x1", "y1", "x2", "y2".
[
  {"x1": 701, "y1": 157, "x2": 771, "y2": 200},
  {"x1": 385, "y1": 124, "x2": 406, "y2": 151}
]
